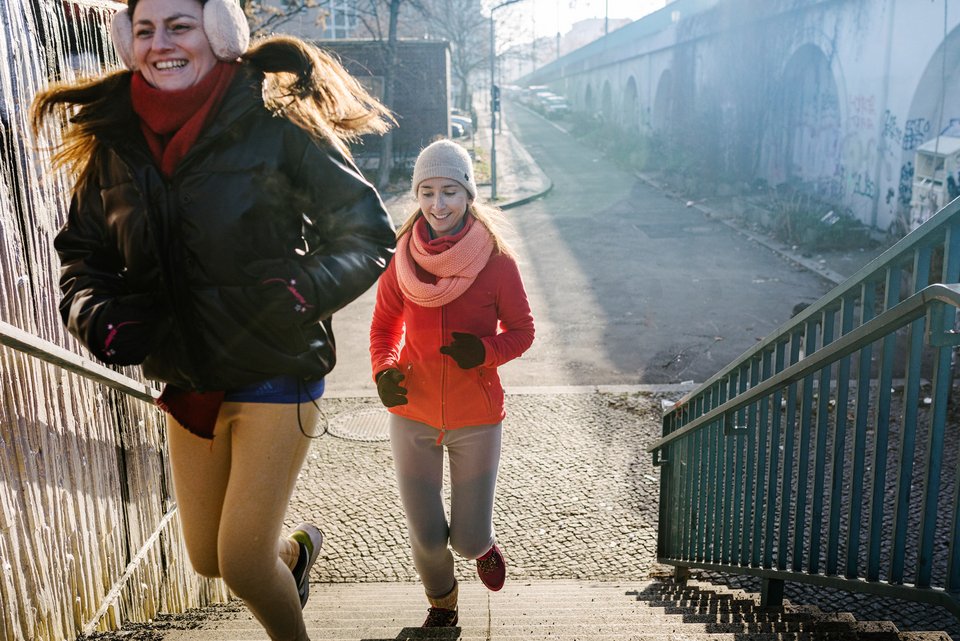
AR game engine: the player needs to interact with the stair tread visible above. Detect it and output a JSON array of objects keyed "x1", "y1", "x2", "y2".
[{"x1": 141, "y1": 580, "x2": 953, "y2": 641}]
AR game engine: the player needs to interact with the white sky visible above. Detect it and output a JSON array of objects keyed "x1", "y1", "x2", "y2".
[{"x1": 520, "y1": 0, "x2": 668, "y2": 39}]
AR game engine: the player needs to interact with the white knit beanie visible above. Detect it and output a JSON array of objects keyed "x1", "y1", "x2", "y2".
[{"x1": 411, "y1": 139, "x2": 477, "y2": 200}]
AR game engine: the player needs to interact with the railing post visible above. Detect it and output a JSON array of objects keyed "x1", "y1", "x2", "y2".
[{"x1": 760, "y1": 578, "x2": 784, "y2": 608}]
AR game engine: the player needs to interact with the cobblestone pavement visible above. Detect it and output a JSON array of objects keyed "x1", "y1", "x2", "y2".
[
  {"x1": 285, "y1": 391, "x2": 667, "y2": 586},
  {"x1": 285, "y1": 389, "x2": 960, "y2": 637}
]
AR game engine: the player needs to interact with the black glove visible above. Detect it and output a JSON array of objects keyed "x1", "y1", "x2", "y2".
[
  {"x1": 376, "y1": 368, "x2": 408, "y2": 407},
  {"x1": 439, "y1": 332, "x2": 485, "y2": 369},
  {"x1": 91, "y1": 296, "x2": 162, "y2": 366}
]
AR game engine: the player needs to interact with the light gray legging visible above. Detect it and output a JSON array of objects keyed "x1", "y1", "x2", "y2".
[{"x1": 389, "y1": 415, "x2": 502, "y2": 598}]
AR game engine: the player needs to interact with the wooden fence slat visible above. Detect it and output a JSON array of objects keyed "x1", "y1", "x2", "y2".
[{"x1": 1, "y1": 2, "x2": 231, "y2": 638}]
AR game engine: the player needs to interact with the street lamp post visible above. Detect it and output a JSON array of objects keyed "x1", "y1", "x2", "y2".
[{"x1": 490, "y1": 0, "x2": 523, "y2": 201}]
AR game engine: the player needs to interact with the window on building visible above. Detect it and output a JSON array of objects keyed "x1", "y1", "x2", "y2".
[{"x1": 321, "y1": 0, "x2": 357, "y2": 39}]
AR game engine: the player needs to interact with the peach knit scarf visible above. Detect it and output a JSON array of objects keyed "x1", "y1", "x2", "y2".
[{"x1": 396, "y1": 216, "x2": 495, "y2": 307}]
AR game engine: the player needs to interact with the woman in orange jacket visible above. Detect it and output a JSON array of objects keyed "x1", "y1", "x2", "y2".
[{"x1": 369, "y1": 139, "x2": 535, "y2": 627}]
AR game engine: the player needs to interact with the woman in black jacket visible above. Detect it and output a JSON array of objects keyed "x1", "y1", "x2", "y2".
[{"x1": 32, "y1": 0, "x2": 395, "y2": 637}]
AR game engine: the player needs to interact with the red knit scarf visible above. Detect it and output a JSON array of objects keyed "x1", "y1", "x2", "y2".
[
  {"x1": 131, "y1": 61, "x2": 238, "y2": 177},
  {"x1": 396, "y1": 215, "x2": 495, "y2": 308}
]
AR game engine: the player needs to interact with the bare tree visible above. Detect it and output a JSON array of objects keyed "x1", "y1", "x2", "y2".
[
  {"x1": 244, "y1": 0, "x2": 331, "y2": 37},
  {"x1": 415, "y1": 0, "x2": 488, "y2": 112},
  {"x1": 348, "y1": 0, "x2": 426, "y2": 189},
  {"x1": 242, "y1": 0, "x2": 423, "y2": 188}
]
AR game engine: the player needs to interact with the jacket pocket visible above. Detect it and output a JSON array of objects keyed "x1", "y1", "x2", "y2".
[
  {"x1": 399, "y1": 360, "x2": 418, "y2": 404},
  {"x1": 445, "y1": 367, "x2": 500, "y2": 425},
  {"x1": 477, "y1": 368, "x2": 496, "y2": 414}
]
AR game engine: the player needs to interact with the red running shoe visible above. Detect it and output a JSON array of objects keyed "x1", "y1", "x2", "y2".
[{"x1": 476, "y1": 544, "x2": 506, "y2": 591}]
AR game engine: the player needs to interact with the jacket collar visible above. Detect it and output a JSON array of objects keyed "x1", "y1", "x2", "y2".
[{"x1": 104, "y1": 65, "x2": 263, "y2": 173}]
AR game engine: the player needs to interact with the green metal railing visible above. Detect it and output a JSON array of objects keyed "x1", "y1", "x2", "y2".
[{"x1": 649, "y1": 198, "x2": 960, "y2": 617}]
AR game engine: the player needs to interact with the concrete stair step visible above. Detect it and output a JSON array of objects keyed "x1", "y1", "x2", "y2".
[
  {"x1": 209, "y1": 612, "x2": 714, "y2": 627},
  {"x1": 182, "y1": 612, "x2": 901, "y2": 633},
  {"x1": 162, "y1": 631, "x2": 841, "y2": 641},
  {"x1": 642, "y1": 598, "x2": 762, "y2": 610},
  {"x1": 140, "y1": 580, "x2": 954, "y2": 641},
  {"x1": 173, "y1": 617, "x2": 842, "y2": 633},
  {"x1": 634, "y1": 578, "x2": 948, "y2": 641},
  {"x1": 654, "y1": 605, "x2": 846, "y2": 619},
  {"x1": 663, "y1": 612, "x2": 844, "y2": 623}
]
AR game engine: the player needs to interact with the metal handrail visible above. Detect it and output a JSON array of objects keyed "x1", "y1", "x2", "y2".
[
  {"x1": 0, "y1": 320, "x2": 159, "y2": 402},
  {"x1": 0, "y1": 318, "x2": 185, "y2": 635},
  {"x1": 653, "y1": 195, "x2": 960, "y2": 618},
  {"x1": 648, "y1": 283, "x2": 960, "y2": 455}
]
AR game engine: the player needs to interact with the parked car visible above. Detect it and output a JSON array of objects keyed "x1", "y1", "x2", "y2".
[
  {"x1": 520, "y1": 85, "x2": 550, "y2": 109},
  {"x1": 450, "y1": 113, "x2": 473, "y2": 138},
  {"x1": 541, "y1": 95, "x2": 571, "y2": 118},
  {"x1": 532, "y1": 91, "x2": 556, "y2": 111}
]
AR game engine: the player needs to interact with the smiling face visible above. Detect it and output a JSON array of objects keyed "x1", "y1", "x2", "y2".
[
  {"x1": 132, "y1": 0, "x2": 217, "y2": 91},
  {"x1": 417, "y1": 177, "x2": 472, "y2": 237}
]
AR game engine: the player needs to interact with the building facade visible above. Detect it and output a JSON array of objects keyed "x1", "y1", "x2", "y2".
[
  {"x1": 319, "y1": 39, "x2": 452, "y2": 165},
  {"x1": 526, "y1": 0, "x2": 960, "y2": 232}
]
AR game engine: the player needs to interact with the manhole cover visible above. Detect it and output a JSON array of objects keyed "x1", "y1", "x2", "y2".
[{"x1": 328, "y1": 407, "x2": 390, "y2": 442}]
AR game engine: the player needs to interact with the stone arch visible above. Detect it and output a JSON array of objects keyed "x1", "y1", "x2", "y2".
[
  {"x1": 760, "y1": 43, "x2": 841, "y2": 198},
  {"x1": 601, "y1": 80, "x2": 613, "y2": 122},
  {"x1": 652, "y1": 69, "x2": 673, "y2": 132},
  {"x1": 584, "y1": 84, "x2": 594, "y2": 113},
  {"x1": 898, "y1": 23, "x2": 960, "y2": 228},
  {"x1": 623, "y1": 76, "x2": 640, "y2": 134}
]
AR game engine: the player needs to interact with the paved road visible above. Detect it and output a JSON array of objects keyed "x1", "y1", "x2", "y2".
[{"x1": 494, "y1": 104, "x2": 834, "y2": 386}]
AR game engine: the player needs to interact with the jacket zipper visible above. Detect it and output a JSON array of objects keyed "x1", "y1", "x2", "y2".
[
  {"x1": 437, "y1": 306, "x2": 447, "y2": 444},
  {"x1": 116, "y1": 154, "x2": 205, "y2": 389}
]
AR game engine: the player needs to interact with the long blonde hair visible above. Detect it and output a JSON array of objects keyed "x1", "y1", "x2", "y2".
[
  {"x1": 396, "y1": 200, "x2": 517, "y2": 260},
  {"x1": 30, "y1": 35, "x2": 393, "y2": 183}
]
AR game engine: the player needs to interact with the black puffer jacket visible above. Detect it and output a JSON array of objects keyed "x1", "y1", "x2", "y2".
[{"x1": 54, "y1": 67, "x2": 396, "y2": 391}]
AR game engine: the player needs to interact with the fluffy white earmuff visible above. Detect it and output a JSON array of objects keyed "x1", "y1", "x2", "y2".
[
  {"x1": 110, "y1": 9, "x2": 137, "y2": 69},
  {"x1": 202, "y1": 0, "x2": 250, "y2": 61},
  {"x1": 110, "y1": 0, "x2": 250, "y2": 71}
]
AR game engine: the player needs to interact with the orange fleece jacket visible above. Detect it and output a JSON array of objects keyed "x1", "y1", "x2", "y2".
[{"x1": 369, "y1": 249, "x2": 534, "y2": 433}]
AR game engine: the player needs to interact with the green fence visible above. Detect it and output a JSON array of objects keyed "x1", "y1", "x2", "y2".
[{"x1": 649, "y1": 197, "x2": 960, "y2": 617}]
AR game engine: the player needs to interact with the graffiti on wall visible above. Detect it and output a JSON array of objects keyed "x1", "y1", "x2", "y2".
[
  {"x1": 902, "y1": 118, "x2": 931, "y2": 151},
  {"x1": 882, "y1": 110, "x2": 902, "y2": 146},
  {"x1": 848, "y1": 94, "x2": 876, "y2": 131},
  {"x1": 763, "y1": 74, "x2": 940, "y2": 231},
  {"x1": 899, "y1": 161, "x2": 915, "y2": 207}
]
